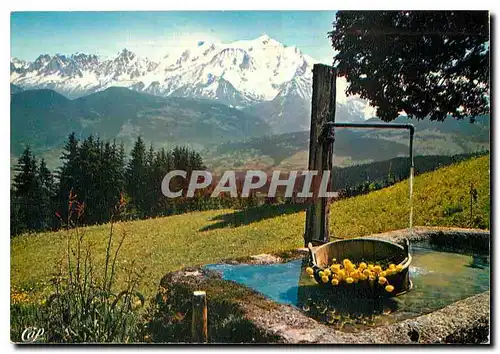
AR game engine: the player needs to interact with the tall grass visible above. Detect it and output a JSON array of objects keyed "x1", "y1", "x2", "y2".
[{"x1": 11, "y1": 191, "x2": 145, "y2": 343}]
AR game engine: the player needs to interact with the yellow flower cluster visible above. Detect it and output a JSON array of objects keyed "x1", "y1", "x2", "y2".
[
  {"x1": 11, "y1": 288, "x2": 30, "y2": 305},
  {"x1": 306, "y1": 259, "x2": 404, "y2": 293}
]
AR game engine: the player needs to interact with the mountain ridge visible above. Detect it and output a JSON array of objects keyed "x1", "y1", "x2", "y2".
[
  {"x1": 10, "y1": 35, "x2": 315, "y2": 105},
  {"x1": 11, "y1": 35, "x2": 374, "y2": 133}
]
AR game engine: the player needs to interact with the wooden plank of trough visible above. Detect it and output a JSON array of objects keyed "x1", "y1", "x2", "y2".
[{"x1": 304, "y1": 64, "x2": 337, "y2": 246}]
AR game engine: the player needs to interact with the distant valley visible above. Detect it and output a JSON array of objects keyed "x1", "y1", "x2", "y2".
[{"x1": 203, "y1": 115, "x2": 490, "y2": 173}]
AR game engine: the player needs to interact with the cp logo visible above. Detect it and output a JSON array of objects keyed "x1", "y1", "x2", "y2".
[{"x1": 21, "y1": 327, "x2": 44, "y2": 343}]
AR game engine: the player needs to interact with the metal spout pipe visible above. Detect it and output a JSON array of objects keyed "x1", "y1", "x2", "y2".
[{"x1": 320, "y1": 121, "x2": 415, "y2": 168}]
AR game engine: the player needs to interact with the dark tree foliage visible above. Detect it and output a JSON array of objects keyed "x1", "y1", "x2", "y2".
[
  {"x1": 11, "y1": 134, "x2": 247, "y2": 236},
  {"x1": 329, "y1": 11, "x2": 489, "y2": 121},
  {"x1": 125, "y1": 137, "x2": 148, "y2": 216},
  {"x1": 55, "y1": 134, "x2": 126, "y2": 225},
  {"x1": 11, "y1": 147, "x2": 56, "y2": 234},
  {"x1": 123, "y1": 138, "x2": 208, "y2": 218},
  {"x1": 12, "y1": 147, "x2": 39, "y2": 233},
  {"x1": 147, "y1": 147, "x2": 173, "y2": 215},
  {"x1": 57, "y1": 132, "x2": 80, "y2": 213},
  {"x1": 38, "y1": 158, "x2": 57, "y2": 229}
]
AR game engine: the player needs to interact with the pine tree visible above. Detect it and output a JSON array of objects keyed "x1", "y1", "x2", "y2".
[
  {"x1": 188, "y1": 149, "x2": 205, "y2": 171},
  {"x1": 111, "y1": 140, "x2": 126, "y2": 203},
  {"x1": 57, "y1": 132, "x2": 80, "y2": 219},
  {"x1": 12, "y1": 146, "x2": 41, "y2": 232},
  {"x1": 94, "y1": 140, "x2": 120, "y2": 222},
  {"x1": 77, "y1": 135, "x2": 101, "y2": 223},
  {"x1": 10, "y1": 187, "x2": 21, "y2": 236},
  {"x1": 38, "y1": 158, "x2": 55, "y2": 229},
  {"x1": 126, "y1": 137, "x2": 148, "y2": 216},
  {"x1": 146, "y1": 144, "x2": 155, "y2": 170},
  {"x1": 151, "y1": 148, "x2": 172, "y2": 215},
  {"x1": 143, "y1": 144, "x2": 157, "y2": 216}
]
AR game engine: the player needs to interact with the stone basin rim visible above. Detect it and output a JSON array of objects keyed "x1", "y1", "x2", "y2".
[{"x1": 158, "y1": 226, "x2": 490, "y2": 344}]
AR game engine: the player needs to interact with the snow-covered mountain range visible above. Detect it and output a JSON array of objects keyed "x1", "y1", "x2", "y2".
[{"x1": 11, "y1": 34, "x2": 374, "y2": 133}]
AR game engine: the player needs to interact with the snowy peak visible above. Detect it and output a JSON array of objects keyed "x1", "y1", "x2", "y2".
[
  {"x1": 10, "y1": 58, "x2": 30, "y2": 72},
  {"x1": 233, "y1": 34, "x2": 282, "y2": 50},
  {"x1": 257, "y1": 34, "x2": 271, "y2": 42},
  {"x1": 100, "y1": 48, "x2": 158, "y2": 79},
  {"x1": 70, "y1": 53, "x2": 100, "y2": 71},
  {"x1": 170, "y1": 75, "x2": 255, "y2": 107},
  {"x1": 276, "y1": 75, "x2": 312, "y2": 100},
  {"x1": 117, "y1": 48, "x2": 135, "y2": 59},
  {"x1": 10, "y1": 35, "x2": 333, "y2": 112}
]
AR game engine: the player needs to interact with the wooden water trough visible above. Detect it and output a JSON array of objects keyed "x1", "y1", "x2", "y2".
[{"x1": 307, "y1": 238, "x2": 413, "y2": 297}]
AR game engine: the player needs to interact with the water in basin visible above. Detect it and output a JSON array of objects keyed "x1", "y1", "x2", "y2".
[{"x1": 205, "y1": 246, "x2": 489, "y2": 332}]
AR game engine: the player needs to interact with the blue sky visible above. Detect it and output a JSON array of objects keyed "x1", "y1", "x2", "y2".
[{"x1": 11, "y1": 11, "x2": 337, "y2": 63}]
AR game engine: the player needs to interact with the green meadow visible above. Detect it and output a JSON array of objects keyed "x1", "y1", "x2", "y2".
[{"x1": 11, "y1": 155, "x2": 490, "y2": 300}]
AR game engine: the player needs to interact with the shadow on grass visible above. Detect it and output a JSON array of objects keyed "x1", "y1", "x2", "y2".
[{"x1": 200, "y1": 203, "x2": 307, "y2": 231}]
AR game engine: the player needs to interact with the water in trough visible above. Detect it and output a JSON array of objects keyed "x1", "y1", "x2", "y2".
[{"x1": 205, "y1": 246, "x2": 489, "y2": 332}]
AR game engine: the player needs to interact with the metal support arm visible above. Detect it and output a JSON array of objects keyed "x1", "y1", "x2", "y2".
[{"x1": 322, "y1": 122, "x2": 415, "y2": 169}]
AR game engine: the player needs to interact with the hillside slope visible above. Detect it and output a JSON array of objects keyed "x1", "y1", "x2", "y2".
[
  {"x1": 11, "y1": 87, "x2": 269, "y2": 156},
  {"x1": 11, "y1": 155, "x2": 490, "y2": 298}
]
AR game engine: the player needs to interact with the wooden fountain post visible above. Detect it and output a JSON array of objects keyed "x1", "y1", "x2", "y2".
[
  {"x1": 191, "y1": 291, "x2": 208, "y2": 343},
  {"x1": 304, "y1": 64, "x2": 337, "y2": 247}
]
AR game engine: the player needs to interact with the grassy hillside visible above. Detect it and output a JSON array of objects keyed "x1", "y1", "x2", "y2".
[{"x1": 11, "y1": 155, "x2": 490, "y2": 300}]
